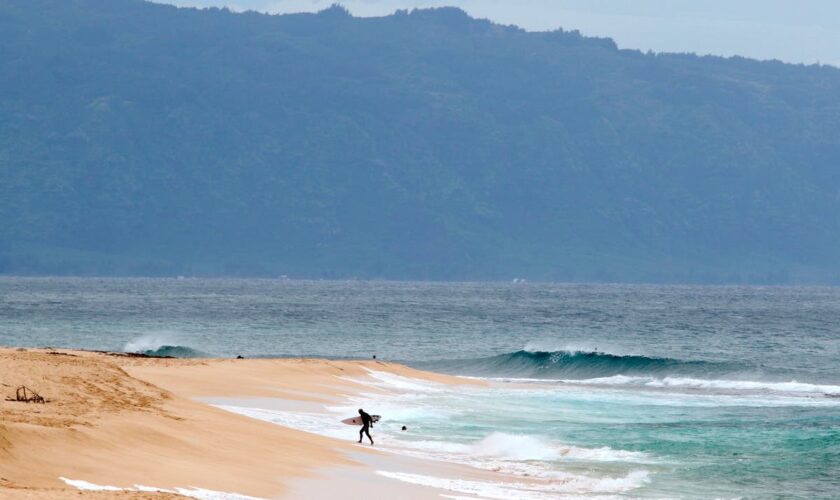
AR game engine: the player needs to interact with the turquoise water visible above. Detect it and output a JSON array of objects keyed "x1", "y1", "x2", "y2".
[
  {"x1": 366, "y1": 378, "x2": 840, "y2": 498},
  {"x1": 1, "y1": 277, "x2": 839, "y2": 497}
]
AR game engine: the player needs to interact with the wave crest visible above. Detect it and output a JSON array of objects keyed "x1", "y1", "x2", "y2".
[
  {"x1": 123, "y1": 335, "x2": 206, "y2": 358},
  {"x1": 422, "y1": 350, "x2": 840, "y2": 397},
  {"x1": 137, "y1": 345, "x2": 205, "y2": 358},
  {"x1": 426, "y1": 349, "x2": 730, "y2": 379}
]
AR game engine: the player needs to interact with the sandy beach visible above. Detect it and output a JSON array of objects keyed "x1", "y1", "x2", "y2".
[{"x1": 0, "y1": 348, "x2": 486, "y2": 499}]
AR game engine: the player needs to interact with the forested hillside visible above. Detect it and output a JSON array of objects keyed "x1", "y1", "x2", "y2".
[{"x1": 2, "y1": 0, "x2": 839, "y2": 283}]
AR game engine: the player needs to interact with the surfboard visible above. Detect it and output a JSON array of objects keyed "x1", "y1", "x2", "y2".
[{"x1": 341, "y1": 415, "x2": 381, "y2": 425}]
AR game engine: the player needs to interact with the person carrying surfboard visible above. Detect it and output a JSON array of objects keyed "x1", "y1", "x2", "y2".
[{"x1": 358, "y1": 408, "x2": 374, "y2": 445}]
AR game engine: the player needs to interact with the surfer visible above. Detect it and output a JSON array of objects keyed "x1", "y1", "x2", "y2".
[{"x1": 358, "y1": 408, "x2": 374, "y2": 445}]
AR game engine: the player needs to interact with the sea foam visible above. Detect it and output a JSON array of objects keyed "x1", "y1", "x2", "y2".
[
  {"x1": 568, "y1": 374, "x2": 840, "y2": 395},
  {"x1": 377, "y1": 469, "x2": 649, "y2": 498},
  {"x1": 59, "y1": 478, "x2": 261, "y2": 499}
]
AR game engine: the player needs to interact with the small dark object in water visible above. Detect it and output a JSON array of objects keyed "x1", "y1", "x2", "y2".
[
  {"x1": 236, "y1": 355, "x2": 244, "y2": 359},
  {"x1": 401, "y1": 425, "x2": 407, "y2": 431},
  {"x1": 7, "y1": 386, "x2": 46, "y2": 404},
  {"x1": 372, "y1": 354, "x2": 376, "y2": 359}
]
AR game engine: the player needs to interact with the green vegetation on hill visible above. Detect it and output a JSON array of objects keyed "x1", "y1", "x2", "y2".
[{"x1": 1, "y1": 1, "x2": 839, "y2": 283}]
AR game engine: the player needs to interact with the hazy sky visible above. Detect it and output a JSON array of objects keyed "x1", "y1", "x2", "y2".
[{"x1": 160, "y1": 0, "x2": 840, "y2": 67}]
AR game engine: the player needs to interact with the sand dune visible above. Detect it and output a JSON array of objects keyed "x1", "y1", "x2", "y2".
[{"x1": 0, "y1": 348, "x2": 476, "y2": 498}]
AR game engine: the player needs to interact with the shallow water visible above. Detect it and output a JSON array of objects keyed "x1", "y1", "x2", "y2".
[{"x1": 1, "y1": 277, "x2": 839, "y2": 497}]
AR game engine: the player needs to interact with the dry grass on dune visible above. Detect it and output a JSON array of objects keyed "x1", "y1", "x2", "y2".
[{"x1": 0, "y1": 349, "x2": 171, "y2": 428}]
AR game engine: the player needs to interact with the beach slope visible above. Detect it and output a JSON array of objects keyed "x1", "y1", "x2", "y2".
[{"x1": 0, "y1": 349, "x2": 468, "y2": 498}]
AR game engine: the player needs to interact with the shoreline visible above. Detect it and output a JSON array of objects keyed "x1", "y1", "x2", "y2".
[
  {"x1": 8, "y1": 346, "x2": 834, "y2": 498},
  {"x1": 0, "y1": 347, "x2": 486, "y2": 499}
]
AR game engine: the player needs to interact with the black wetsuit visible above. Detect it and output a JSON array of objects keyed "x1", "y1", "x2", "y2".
[{"x1": 359, "y1": 411, "x2": 374, "y2": 444}]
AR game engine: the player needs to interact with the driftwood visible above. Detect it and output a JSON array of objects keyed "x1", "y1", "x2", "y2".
[{"x1": 6, "y1": 386, "x2": 46, "y2": 404}]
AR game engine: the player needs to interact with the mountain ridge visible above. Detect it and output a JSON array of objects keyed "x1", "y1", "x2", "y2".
[{"x1": 1, "y1": 0, "x2": 839, "y2": 283}]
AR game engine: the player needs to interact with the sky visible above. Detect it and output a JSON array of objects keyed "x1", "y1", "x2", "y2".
[{"x1": 159, "y1": 0, "x2": 840, "y2": 67}]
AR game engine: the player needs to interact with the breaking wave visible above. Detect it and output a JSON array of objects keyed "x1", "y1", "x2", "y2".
[
  {"x1": 123, "y1": 335, "x2": 207, "y2": 358},
  {"x1": 420, "y1": 350, "x2": 840, "y2": 396},
  {"x1": 135, "y1": 344, "x2": 206, "y2": 358},
  {"x1": 423, "y1": 349, "x2": 736, "y2": 379}
]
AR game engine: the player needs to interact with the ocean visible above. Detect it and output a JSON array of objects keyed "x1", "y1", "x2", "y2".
[{"x1": 1, "y1": 277, "x2": 838, "y2": 498}]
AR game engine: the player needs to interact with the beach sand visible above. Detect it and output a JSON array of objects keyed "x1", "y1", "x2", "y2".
[{"x1": 0, "y1": 348, "x2": 484, "y2": 498}]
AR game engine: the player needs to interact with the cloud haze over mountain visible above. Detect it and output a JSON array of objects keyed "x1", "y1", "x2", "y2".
[{"x1": 161, "y1": 0, "x2": 840, "y2": 66}]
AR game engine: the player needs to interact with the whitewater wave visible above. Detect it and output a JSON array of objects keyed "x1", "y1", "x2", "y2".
[
  {"x1": 400, "y1": 432, "x2": 650, "y2": 463},
  {"x1": 354, "y1": 368, "x2": 446, "y2": 393},
  {"x1": 214, "y1": 365, "x2": 655, "y2": 497},
  {"x1": 570, "y1": 374, "x2": 840, "y2": 396},
  {"x1": 377, "y1": 469, "x2": 649, "y2": 499},
  {"x1": 215, "y1": 404, "x2": 652, "y2": 488}
]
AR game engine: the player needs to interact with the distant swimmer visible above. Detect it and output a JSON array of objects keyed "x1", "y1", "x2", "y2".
[{"x1": 358, "y1": 408, "x2": 374, "y2": 445}]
